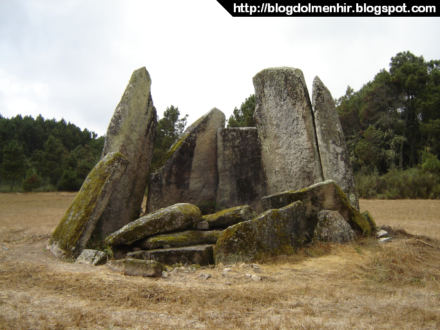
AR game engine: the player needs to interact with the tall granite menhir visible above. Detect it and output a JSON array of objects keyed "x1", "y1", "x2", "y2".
[
  {"x1": 216, "y1": 127, "x2": 267, "y2": 213},
  {"x1": 147, "y1": 108, "x2": 225, "y2": 213},
  {"x1": 253, "y1": 67, "x2": 324, "y2": 195},
  {"x1": 312, "y1": 76, "x2": 359, "y2": 210},
  {"x1": 93, "y1": 67, "x2": 158, "y2": 238}
]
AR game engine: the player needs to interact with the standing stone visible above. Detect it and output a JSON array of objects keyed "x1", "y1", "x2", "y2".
[
  {"x1": 312, "y1": 76, "x2": 359, "y2": 210},
  {"x1": 49, "y1": 152, "x2": 129, "y2": 259},
  {"x1": 147, "y1": 108, "x2": 225, "y2": 213},
  {"x1": 253, "y1": 67, "x2": 323, "y2": 195},
  {"x1": 93, "y1": 67, "x2": 157, "y2": 238},
  {"x1": 214, "y1": 201, "x2": 306, "y2": 265},
  {"x1": 216, "y1": 128, "x2": 267, "y2": 213}
]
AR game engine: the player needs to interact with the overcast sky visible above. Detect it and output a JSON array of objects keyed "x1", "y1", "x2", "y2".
[{"x1": 1, "y1": 0, "x2": 439, "y2": 136}]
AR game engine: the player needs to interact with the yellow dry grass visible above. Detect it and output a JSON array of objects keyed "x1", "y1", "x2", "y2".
[{"x1": 0, "y1": 194, "x2": 440, "y2": 329}]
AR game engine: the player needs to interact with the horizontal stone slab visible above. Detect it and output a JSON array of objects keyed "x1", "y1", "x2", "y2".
[
  {"x1": 202, "y1": 205, "x2": 257, "y2": 230},
  {"x1": 75, "y1": 249, "x2": 108, "y2": 266},
  {"x1": 105, "y1": 203, "x2": 202, "y2": 246},
  {"x1": 107, "y1": 259, "x2": 164, "y2": 277},
  {"x1": 127, "y1": 245, "x2": 214, "y2": 266},
  {"x1": 135, "y1": 230, "x2": 223, "y2": 250}
]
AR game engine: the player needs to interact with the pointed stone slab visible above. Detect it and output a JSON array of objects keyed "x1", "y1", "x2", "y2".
[
  {"x1": 105, "y1": 203, "x2": 202, "y2": 246},
  {"x1": 136, "y1": 230, "x2": 223, "y2": 250},
  {"x1": 202, "y1": 205, "x2": 257, "y2": 230},
  {"x1": 253, "y1": 67, "x2": 324, "y2": 195},
  {"x1": 214, "y1": 201, "x2": 306, "y2": 265},
  {"x1": 127, "y1": 245, "x2": 214, "y2": 266},
  {"x1": 49, "y1": 152, "x2": 128, "y2": 259},
  {"x1": 261, "y1": 180, "x2": 372, "y2": 238},
  {"x1": 312, "y1": 76, "x2": 359, "y2": 210},
  {"x1": 94, "y1": 67, "x2": 158, "y2": 238},
  {"x1": 314, "y1": 210, "x2": 354, "y2": 244},
  {"x1": 147, "y1": 108, "x2": 225, "y2": 213},
  {"x1": 216, "y1": 128, "x2": 267, "y2": 213}
]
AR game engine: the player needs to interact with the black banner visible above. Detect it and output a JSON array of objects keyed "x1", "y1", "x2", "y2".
[{"x1": 216, "y1": 1, "x2": 439, "y2": 17}]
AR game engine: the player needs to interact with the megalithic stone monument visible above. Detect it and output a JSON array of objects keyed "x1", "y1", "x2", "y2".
[
  {"x1": 93, "y1": 67, "x2": 158, "y2": 238},
  {"x1": 147, "y1": 108, "x2": 225, "y2": 213},
  {"x1": 312, "y1": 76, "x2": 359, "y2": 210},
  {"x1": 253, "y1": 67, "x2": 324, "y2": 194}
]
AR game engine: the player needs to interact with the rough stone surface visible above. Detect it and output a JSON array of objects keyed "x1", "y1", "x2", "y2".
[
  {"x1": 107, "y1": 259, "x2": 164, "y2": 277},
  {"x1": 195, "y1": 221, "x2": 209, "y2": 230},
  {"x1": 127, "y1": 245, "x2": 214, "y2": 266},
  {"x1": 314, "y1": 210, "x2": 354, "y2": 243},
  {"x1": 362, "y1": 211, "x2": 377, "y2": 232},
  {"x1": 147, "y1": 108, "x2": 225, "y2": 213},
  {"x1": 312, "y1": 76, "x2": 359, "y2": 210},
  {"x1": 75, "y1": 249, "x2": 108, "y2": 266},
  {"x1": 93, "y1": 67, "x2": 157, "y2": 239},
  {"x1": 105, "y1": 203, "x2": 202, "y2": 246},
  {"x1": 216, "y1": 128, "x2": 267, "y2": 213},
  {"x1": 261, "y1": 180, "x2": 373, "y2": 238},
  {"x1": 135, "y1": 230, "x2": 223, "y2": 250},
  {"x1": 214, "y1": 201, "x2": 306, "y2": 265},
  {"x1": 203, "y1": 205, "x2": 257, "y2": 230},
  {"x1": 253, "y1": 67, "x2": 323, "y2": 195},
  {"x1": 49, "y1": 152, "x2": 128, "y2": 259}
]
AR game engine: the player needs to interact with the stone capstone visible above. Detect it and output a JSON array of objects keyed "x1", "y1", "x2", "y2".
[
  {"x1": 127, "y1": 245, "x2": 214, "y2": 266},
  {"x1": 216, "y1": 128, "x2": 267, "y2": 213},
  {"x1": 202, "y1": 205, "x2": 258, "y2": 230},
  {"x1": 107, "y1": 259, "x2": 165, "y2": 277},
  {"x1": 135, "y1": 230, "x2": 223, "y2": 250},
  {"x1": 147, "y1": 108, "x2": 225, "y2": 213},
  {"x1": 49, "y1": 152, "x2": 129, "y2": 259},
  {"x1": 312, "y1": 76, "x2": 359, "y2": 210},
  {"x1": 94, "y1": 67, "x2": 157, "y2": 238},
  {"x1": 253, "y1": 67, "x2": 323, "y2": 195},
  {"x1": 261, "y1": 180, "x2": 373, "y2": 238},
  {"x1": 75, "y1": 249, "x2": 108, "y2": 266},
  {"x1": 214, "y1": 201, "x2": 306, "y2": 265},
  {"x1": 104, "y1": 203, "x2": 202, "y2": 246},
  {"x1": 313, "y1": 210, "x2": 355, "y2": 243}
]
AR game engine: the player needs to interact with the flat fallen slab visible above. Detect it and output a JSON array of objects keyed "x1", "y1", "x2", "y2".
[
  {"x1": 107, "y1": 259, "x2": 164, "y2": 277},
  {"x1": 136, "y1": 230, "x2": 222, "y2": 250},
  {"x1": 127, "y1": 245, "x2": 214, "y2": 266}
]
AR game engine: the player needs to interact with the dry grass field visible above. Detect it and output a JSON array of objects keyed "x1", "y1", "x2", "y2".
[{"x1": 1, "y1": 193, "x2": 440, "y2": 329}]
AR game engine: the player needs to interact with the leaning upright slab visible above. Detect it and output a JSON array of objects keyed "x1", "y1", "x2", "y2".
[
  {"x1": 94, "y1": 67, "x2": 157, "y2": 238},
  {"x1": 147, "y1": 108, "x2": 225, "y2": 213},
  {"x1": 253, "y1": 67, "x2": 324, "y2": 195},
  {"x1": 312, "y1": 76, "x2": 359, "y2": 210},
  {"x1": 49, "y1": 152, "x2": 128, "y2": 259}
]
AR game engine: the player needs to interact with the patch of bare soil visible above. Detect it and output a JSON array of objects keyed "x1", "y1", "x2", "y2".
[{"x1": 1, "y1": 194, "x2": 440, "y2": 329}]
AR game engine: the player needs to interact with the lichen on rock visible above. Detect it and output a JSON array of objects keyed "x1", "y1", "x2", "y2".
[
  {"x1": 107, "y1": 259, "x2": 165, "y2": 277},
  {"x1": 49, "y1": 152, "x2": 128, "y2": 259},
  {"x1": 261, "y1": 180, "x2": 373, "y2": 238},
  {"x1": 214, "y1": 201, "x2": 306, "y2": 265},
  {"x1": 202, "y1": 205, "x2": 257, "y2": 229},
  {"x1": 313, "y1": 210, "x2": 354, "y2": 243},
  {"x1": 135, "y1": 230, "x2": 223, "y2": 250},
  {"x1": 105, "y1": 203, "x2": 202, "y2": 246}
]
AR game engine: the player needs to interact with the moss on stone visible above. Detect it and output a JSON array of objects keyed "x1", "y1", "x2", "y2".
[
  {"x1": 362, "y1": 211, "x2": 377, "y2": 231},
  {"x1": 51, "y1": 152, "x2": 128, "y2": 258}
]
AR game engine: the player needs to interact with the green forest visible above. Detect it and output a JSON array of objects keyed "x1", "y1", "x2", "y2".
[{"x1": 1, "y1": 51, "x2": 439, "y2": 198}]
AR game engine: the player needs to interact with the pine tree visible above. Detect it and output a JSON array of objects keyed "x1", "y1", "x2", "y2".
[{"x1": 0, "y1": 140, "x2": 26, "y2": 191}]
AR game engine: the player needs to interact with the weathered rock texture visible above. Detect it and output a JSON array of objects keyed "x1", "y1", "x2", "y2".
[
  {"x1": 214, "y1": 201, "x2": 306, "y2": 264},
  {"x1": 216, "y1": 128, "x2": 267, "y2": 212},
  {"x1": 135, "y1": 230, "x2": 222, "y2": 250},
  {"x1": 312, "y1": 76, "x2": 359, "y2": 210},
  {"x1": 128, "y1": 245, "x2": 214, "y2": 266},
  {"x1": 49, "y1": 152, "x2": 128, "y2": 259},
  {"x1": 94, "y1": 67, "x2": 157, "y2": 238},
  {"x1": 147, "y1": 108, "x2": 225, "y2": 213},
  {"x1": 105, "y1": 203, "x2": 202, "y2": 246},
  {"x1": 75, "y1": 249, "x2": 108, "y2": 266},
  {"x1": 253, "y1": 67, "x2": 323, "y2": 195},
  {"x1": 362, "y1": 211, "x2": 377, "y2": 232},
  {"x1": 203, "y1": 205, "x2": 257, "y2": 229},
  {"x1": 261, "y1": 180, "x2": 372, "y2": 238},
  {"x1": 107, "y1": 259, "x2": 164, "y2": 277},
  {"x1": 314, "y1": 210, "x2": 354, "y2": 243}
]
